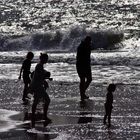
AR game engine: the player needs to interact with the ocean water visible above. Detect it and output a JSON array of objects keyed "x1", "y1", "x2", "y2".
[
  {"x1": 0, "y1": 1, "x2": 140, "y2": 139},
  {"x1": 0, "y1": 0, "x2": 139, "y2": 84}
]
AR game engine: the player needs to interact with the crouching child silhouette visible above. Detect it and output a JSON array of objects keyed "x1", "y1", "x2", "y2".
[
  {"x1": 30, "y1": 53, "x2": 52, "y2": 128},
  {"x1": 103, "y1": 84, "x2": 116, "y2": 128}
]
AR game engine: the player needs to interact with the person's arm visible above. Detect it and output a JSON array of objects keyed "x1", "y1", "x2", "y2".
[{"x1": 18, "y1": 65, "x2": 23, "y2": 79}]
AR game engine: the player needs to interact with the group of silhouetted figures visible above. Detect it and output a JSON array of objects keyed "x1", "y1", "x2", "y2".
[{"x1": 19, "y1": 36, "x2": 116, "y2": 128}]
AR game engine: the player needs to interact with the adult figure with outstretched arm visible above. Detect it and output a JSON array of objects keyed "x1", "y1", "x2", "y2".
[{"x1": 76, "y1": 36, "x2": 92, "y2": 101}]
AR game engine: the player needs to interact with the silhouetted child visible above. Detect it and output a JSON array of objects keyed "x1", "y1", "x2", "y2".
[
  {"x1": 30, "y1": 53, "x2": 52, "y2": 128},
  {"x1": 19, "y1": 52, "x2": 34, "y2": 102},
  {"x1": 103, "y1": 84, "x2": 116, "y2": 127}
]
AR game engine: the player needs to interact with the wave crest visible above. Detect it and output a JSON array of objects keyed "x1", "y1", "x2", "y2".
[{"x1": 0, "y1": 26, "x2": 124, "y2": 51}]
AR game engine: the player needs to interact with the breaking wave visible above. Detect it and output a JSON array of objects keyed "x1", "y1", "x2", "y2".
[{"x1": 0, "y1": 26, "x2": 123, "y2": 51}]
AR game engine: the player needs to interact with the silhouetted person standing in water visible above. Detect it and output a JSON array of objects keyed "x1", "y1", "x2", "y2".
[
  {"x1": 30, "y1": 53, "x2": 52, "y2": 128},
  {"x1": 76, "y1": 36, "x2": 92, "y2": 101},
  {"x1": 103, "y1": 84, "x2": 116, "y2": 128},
  {"x1": 19, "y1": 52, "x2": 34, "y2": 102}
]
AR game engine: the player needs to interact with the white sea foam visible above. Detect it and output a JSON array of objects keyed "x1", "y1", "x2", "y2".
[{"x1": 0, "y1": 109, "x2": 20, "y2": 132}]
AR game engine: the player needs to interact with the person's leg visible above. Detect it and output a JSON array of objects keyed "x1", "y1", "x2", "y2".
[
  {"x1": 103, "y1": 104, "x2": 108, "y2": 124},
  {"x1": 43, "y1": 92, "x2": 52, "y2": 127},
  {"x1": 108, "y1": 108, "x2": 112, "y2": 127},
  {"x1": 80, "y1": 77, "x2": 86, "y2": 100},
  {"x1": 103, "y1": 115, "x2": 107, "y2": 124},
  {"x1": 22, "y1": 83, "x2": 29, "y2": 101},
  {"x1": 23, "y1": 75, "x2": 31, "y2": 101},
  {"x1": 43, "y1": 93, "x2": 50, "y2": 120},
  {"x1": 77, "y1": 66, "x2": 88, "y2": 100},
  {"x1": 108, "y1": 116, "x2": 111, "y2": 127},
  {"x1": 31, "y1": 96, "x2": 39, "y2": 128},
  {"x1": 85, "y1": 68, "x2": 92, "y2": 91},
  {"x1": 85, "y1": 76, "x2": 92, "y2": 91}
]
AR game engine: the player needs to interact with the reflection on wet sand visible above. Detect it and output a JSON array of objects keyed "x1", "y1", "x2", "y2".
[
  {"x1": 78, "y1": 100, "x2": 93, "y2": 124},
  {"x1": 0, "y1": 81, "x2": 140, "y2": 139}
]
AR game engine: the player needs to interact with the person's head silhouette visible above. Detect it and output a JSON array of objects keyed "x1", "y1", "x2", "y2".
[
  {"x1": 107, "y1": 84, "x2": 116, "y2": 92},
  {"x1": 40, "y1": 53, "x2": 48, "y2": 64},
  {"x1": 84, "y1": 36, "x2": 91, "y2": 45},
  {"x1": 26, "y1": 52, "x2": 34, "y2": 60}
]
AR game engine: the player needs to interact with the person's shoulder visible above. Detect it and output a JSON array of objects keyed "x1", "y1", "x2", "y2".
[
  {"x1": 23, "y1": 58, "x2": 27, "y2": 62},
  {"x1": 79, "y1": 41, "x2": 84, "y2": 47},
  {"x1": 77, "y1": 42, "x2": 84, "y2": 50},
  {"x1": 36, "y1": 63, "x2": 43, "y2": 69},
  {"x1": 22, "y1": 59, "x2": 27, "y2": 64},
  {"x1": 24, "y1": 59, "x2": 31, "y2": 63},
  {"x1": 36, "y1": 63, "x2": 41, "y2": 67}
]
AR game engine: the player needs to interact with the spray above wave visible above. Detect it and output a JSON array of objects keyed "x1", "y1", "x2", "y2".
[{"x1": 0, "y1": 26, "x2": 123, "y2": 51}]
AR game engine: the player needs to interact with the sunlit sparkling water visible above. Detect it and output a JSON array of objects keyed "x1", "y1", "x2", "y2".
[
  {"x1": 0, "y1": 0, "x2": 139, "y2": 35},
  {"x1": 0, "y1": 51, "x2": 140, "y2": 84},
  {"x1": 0, "y1": 0, "x2": 140, "y2": 139}
]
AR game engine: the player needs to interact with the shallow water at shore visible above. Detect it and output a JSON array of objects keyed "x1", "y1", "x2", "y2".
[
  {"x1": 0, "y1": 79, "x2": 140, "y2": 139},
  {"x1": 0, "y1": 51, "x2": 140, "y2": 85}
]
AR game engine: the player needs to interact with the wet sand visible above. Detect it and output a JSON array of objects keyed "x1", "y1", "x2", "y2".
[{"x1": 0, "y1": 79, "x2": 140, "y2": 139}]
